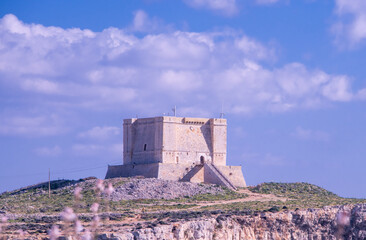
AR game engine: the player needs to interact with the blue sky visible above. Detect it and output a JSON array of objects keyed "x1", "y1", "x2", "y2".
[{"x1": 0, "y1": 0, "x2": 366, "y2": 198}]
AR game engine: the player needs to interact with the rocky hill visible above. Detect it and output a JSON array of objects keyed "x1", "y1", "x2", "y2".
[{"x1": 0, "y1": 177, "x2": 365, "y2": 239}]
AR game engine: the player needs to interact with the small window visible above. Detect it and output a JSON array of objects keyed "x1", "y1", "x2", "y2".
[
  {"x1": 176, "y1": 156, "x2": 179, "y2": 164},
  {"x1": 144, "y1": 144, "x2": 147, "y2": 151}
]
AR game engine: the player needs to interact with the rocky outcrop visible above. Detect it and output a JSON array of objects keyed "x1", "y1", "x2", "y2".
[
  {"x1": 105, "y1": 204, "x2": 366, "y2": 240},
  {"x1": 1, "y1": 204, "x2": 365, "y2": 239},
  {"x1": 109, "y1": 178, "x2": 223, "y2": 201}
]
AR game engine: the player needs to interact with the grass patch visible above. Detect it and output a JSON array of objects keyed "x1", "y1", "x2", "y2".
[{"x1": 249, "y1": 182, "x2": 337, "y2": 199}]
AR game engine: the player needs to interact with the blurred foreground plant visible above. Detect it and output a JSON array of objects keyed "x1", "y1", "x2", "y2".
[{"x1": 47, "y1": 179, "x2": 114, "y2": 240}]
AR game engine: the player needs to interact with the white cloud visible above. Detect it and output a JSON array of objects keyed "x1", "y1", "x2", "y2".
[
  {"x1": 183, "y1": 0, "x2": 238, "y2": 16},
  {"x1": 213, "y1": 62, "x2": 355, "y2": 112},
  {"x1": 292, "y1": 127, "x2": 330, "y2": 142},
  {"x1": 356, "y1": 88, "x2": 366, "y2": 100},
  {"x1": 130, "y1": 10, "x2": 172, "y2": 33},
  {"x1": 21, "y1": 78, "x2": 60, "y2": 94},
  {"x1": 322, "y1": 76, "x2": 353, "y2": 102},
  {"x1": 159, "y1": 70, "x2": 203, "y2": 92},
  {"x1": 332, "y1": 0, "x2": 366, "y2": 47},
  {"x1": 0, "y1": 114, "x2": 65, "y2": 137},
  {"x1": 235, "y1": 36, "x2": 276, "y2": 60},
  {"x1": 133, "y1": 10, "x2": 150, "y2": 31},
  {"x1": 72, "y1": 143, "x2": 122, "y2": 156},
  {"x1": 34, "y1": 146, "x2": 62, "y2": 157},
  {"x1": 78, "y1": 126, "x2": 121, "y2": 140},
  {"x1": 0, "y1": 13, "x2": 362, "y2": 124}
]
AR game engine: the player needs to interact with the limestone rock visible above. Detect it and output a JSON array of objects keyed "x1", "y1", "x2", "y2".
[{"x1": 99, "y1": 204, "x2": 366, "y2": 240}]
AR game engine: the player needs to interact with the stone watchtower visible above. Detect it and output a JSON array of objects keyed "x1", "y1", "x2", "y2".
[{"x1": 106, "y1": 116, "x2": 246, "y2": 189}]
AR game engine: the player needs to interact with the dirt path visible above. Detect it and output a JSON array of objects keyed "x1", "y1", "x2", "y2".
[
  {"x1": 189, "y1": 188, "x2": 287, "y2": 209},
  {"x1": 137, "y1": 188, "x2": 287, "y2": 211},
  {"x1": 237, "y1": 188, "x2": 287, "y2": 202}
]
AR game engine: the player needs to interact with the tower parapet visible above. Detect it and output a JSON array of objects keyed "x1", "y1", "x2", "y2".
[{"x1": 106, "y1": 116, "x2": 246, "y2": 189}]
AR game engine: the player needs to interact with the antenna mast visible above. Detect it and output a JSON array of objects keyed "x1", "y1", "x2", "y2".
[
  {"x1": 220, "y1": 104, "x2": 225, "y2": 118},
  {"x1": 48, "y1": 168, "x2": 51, "y2": 198},
  {"x1": 172, "y1": 106, "x2": 177, "y2": 117}
]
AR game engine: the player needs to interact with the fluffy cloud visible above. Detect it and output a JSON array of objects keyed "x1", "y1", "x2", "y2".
[
  {"x1": 21, "y1": 78, "x2": 60, "y2": 94},
  {"x1": 130, "y1": 10, "x2": 172, "y2": 33},
  {"x1": 0, "y1": 114, "x2": 65, "y2": 137},
  {"x1": 78, "y1": 126, "x2": 121, "y2": 140},
  {"x1": 132, "y1": 10, "x2": 154, "y2": 32},
  {"x1": 182, "y1": 0, "x2": 238, "y2": 16},
  {"x1": 0, "y1": 13, "x2": 362, "y2": 133},
  {"x1": 213, "y1": 62, "x2": 354, "y2": 113},
  {"x1": 332, "y1": 0, "x2": 366, "y2": 47}
]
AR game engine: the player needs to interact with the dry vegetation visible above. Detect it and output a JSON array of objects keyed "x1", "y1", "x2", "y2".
[{"x1": 0, "y1": 178, "x2": 365, "y2": 239}]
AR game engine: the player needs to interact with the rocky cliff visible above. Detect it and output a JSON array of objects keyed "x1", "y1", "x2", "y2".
[{"x1": 104, "y1": 204, "x2": 366, "y2": 240}]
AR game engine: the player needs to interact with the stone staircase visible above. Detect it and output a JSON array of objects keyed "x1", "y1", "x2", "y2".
[
  {"x1": 204, "y1": 163, "x2": 237, "y2": 190},
  {"x1": 180, "y1": 165, "x2": 203, "y2": 182},
  {"x1": 180, "y1": 163, "x2": 237, "y2": 190}
]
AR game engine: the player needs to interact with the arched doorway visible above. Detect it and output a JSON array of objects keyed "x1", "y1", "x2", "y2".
[{"x1": 200, "y1": 156, "x2": 205, "y2": 165}]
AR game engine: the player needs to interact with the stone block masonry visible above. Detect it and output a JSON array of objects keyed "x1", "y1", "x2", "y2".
[{"x1": 106, "y1": 116, "x2": 246, "y2": 189}]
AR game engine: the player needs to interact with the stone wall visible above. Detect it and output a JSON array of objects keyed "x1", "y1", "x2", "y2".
[
  {"x1": 106, "y1": 163, "x2": 246, "y2": 188},
  {"x1": 123, "y1": 117, "x2": 164, "y2": 165},
  {"x1": 157, "y1": 163, "x2": 195, "y2": 181},
  {"x1": 215, "y1": 165, "x2": 246, "y2": 188},
  {"x1": 162, "y1": 117, "x2": 213, "y2": 165},
  {"x1": 106, "y1": 163, "x2": 195, "y2": 181},
  {"x1": 123, "y1": 116, "x2": 227, "y2": 166},
  {"x1": 105, "y1": 163, "x2": 160, "y2": 179},
  {"x1": 210, "y1": 118, "x2": 227, "y2": 166}
]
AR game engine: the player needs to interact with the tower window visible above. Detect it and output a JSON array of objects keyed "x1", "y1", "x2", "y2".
[{"x1": 144, "y1": 144, "x2": 147, "y2": 151}]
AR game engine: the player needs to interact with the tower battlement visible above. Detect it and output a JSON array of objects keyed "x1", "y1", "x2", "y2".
[
  {"x1": 123, "y1": 116, "x2": 227, "y2": 166},
  {"x1": 106, "y1": 116, "x2": 246, "y2": 189}
]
